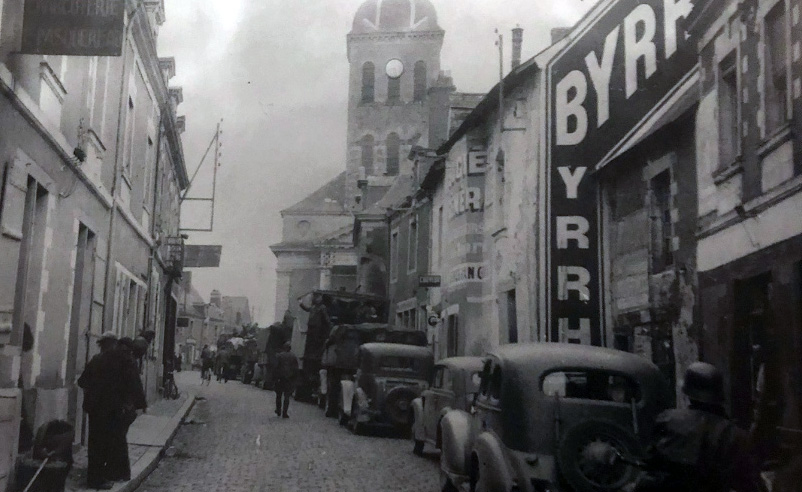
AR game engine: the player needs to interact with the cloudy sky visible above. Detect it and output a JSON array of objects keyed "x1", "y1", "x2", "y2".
[{"x1": 157, "y1": 0, "x2": 599, "y2": 325}]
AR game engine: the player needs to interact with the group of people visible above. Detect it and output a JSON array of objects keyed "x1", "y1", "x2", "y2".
[
  {"x1": 77, "y1": 332, "x2": 147, "y2": 490},
  {"x1": 198, "y1": 344, "x2": 237, "y2": 383}
]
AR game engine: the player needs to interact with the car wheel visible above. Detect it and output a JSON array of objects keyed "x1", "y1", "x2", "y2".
[
  {"x1": 413, "y1": 439, "x2": 424, "y2": 456},
  {"x1": 440, "y1": 468, "x2": 458, "y2": 492},
  {"x1": 557, "y1": 420, "x2": 642, "y2": 492}
]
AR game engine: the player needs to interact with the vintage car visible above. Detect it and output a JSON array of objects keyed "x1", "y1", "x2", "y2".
[
  {"x1": 440, "y1": 343, "x2": 671, "y2": 492},
  {"x1": 411, "y1": 356, "x2": 484, "y2": 456},
  {"x1": 339, "y1": 343, "x2": 434, "y2": 435},
  {"x1": 321, "y1": 323, "x2": 427, "y2": 417}
]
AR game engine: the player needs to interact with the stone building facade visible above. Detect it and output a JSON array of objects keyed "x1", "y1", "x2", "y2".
[{"x1": 0, "y1": 0, "x2": 187, "y2": 488}]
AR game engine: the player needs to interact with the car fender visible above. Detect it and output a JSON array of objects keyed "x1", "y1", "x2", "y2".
[
  {"x1": 411, "y1": 397, "x2": 425, "y2": 442},
  {"x1": 439, "y1": 409, "x2": 474, "y2": 478},
  {"x1": 473, "y1": 431, "x2": 514, "y2": 492},
  {"x1": 436, "y1": 406, "x2": 452, "y2": 448},
  {"x1": 340, "y1": 380, "x2": 355, "y2": 416}
]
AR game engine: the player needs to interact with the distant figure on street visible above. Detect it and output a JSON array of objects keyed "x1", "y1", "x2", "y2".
[
  {"x1": 216, "y1": 346, "x2": 231, "y2": 383},
  {"x1": 632, "y1": 362, "x2": 761, "y2": 492},
  {"x1": 200, "y1": 345, "x2": 214, "y2": 384},
  {"x1": 78, "y1": 332, "x2": 146, "y2": 489},
  {"x1": 175, "y1": 353, "x2": 182, "y2": 372},
  {"x1": 274, "y1": 342, "x2": 299, "y2": 418}
]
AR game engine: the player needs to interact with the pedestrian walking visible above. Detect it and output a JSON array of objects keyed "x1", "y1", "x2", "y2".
[
  {"x1": 630, "y1": 362, "x2": 762, "y2": 492},
  {"x1": 200, "y1": 345, "x2": 213, "y2": 384},
  {"x1": 274, "y1": 342, "x2": 299, "y2": 418},
  {"x1": 105, "y1": 337, "x2": 147, "y2": 483},
  {"x1": 78, "y1": 332, "x2": 144, "y2": 490}
]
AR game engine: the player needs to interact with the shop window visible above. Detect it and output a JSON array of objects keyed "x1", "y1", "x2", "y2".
[
  {"x1": 718, "y1": 54, "x2": 740, "y2": 167},
  {"x1": 386, "y1": 133, "x2": 400, "y2": 176},
  {"x1": 650, "y1": 171, "x2": 673, "y2": 273},
  {"x1": 361, "y1": 62, "x2": 375, "y2": 103},
  {"x1": 361, "y1": 135, "x2": 374, "y2": 174},
  {"x1": 413, "y1": 61, "x2": 427, "y2": 101},
  {"x1": 387, "y1": 76, "x2": 401, "y2": 104},
  {"x1": 733, "y1": 273, "x2": 772, "y2": 426},
  {"x1": 764, "y1": 3, "x2": 788, "y2": 135}
]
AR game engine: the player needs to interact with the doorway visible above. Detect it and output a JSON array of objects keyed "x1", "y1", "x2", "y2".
[{"x1": 733, "y1": 272, "x2": 771, "y2": 427}]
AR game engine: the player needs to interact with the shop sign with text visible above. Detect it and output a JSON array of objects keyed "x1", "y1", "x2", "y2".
[
  {"x1": 22, "y1": 0, "x2": 125, "y2": 56},
  {"x1": 546, "y1": 0, "x2": 697, "y2": 345}
]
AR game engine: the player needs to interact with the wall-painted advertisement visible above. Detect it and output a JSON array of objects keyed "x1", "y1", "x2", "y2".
[{"x1": 546, "y1": 0, "x2": 697, "y2": 345}]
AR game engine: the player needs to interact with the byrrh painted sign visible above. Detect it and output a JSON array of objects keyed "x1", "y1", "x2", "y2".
[
  {"x1": 546, "y1": 0, "x2": 697, "y2": 345},
  {"x1": 21, "y1": 0, "x2": 125, "y2": 56}
]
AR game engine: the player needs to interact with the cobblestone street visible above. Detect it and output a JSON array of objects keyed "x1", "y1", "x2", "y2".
[{"x1": 136, "y1": 372, "x2": 439, "y2": 492}]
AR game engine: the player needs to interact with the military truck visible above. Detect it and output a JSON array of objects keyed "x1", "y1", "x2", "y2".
[{"x1": 294, "y1": 290, "x2": 390, "y2": 403}]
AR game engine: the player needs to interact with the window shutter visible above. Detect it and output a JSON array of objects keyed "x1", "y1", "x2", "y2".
[{"x1": 1, "y1": 160, "x2": 29, "y2": 240}]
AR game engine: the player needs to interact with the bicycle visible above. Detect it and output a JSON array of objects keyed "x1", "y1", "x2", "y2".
[{"x1": 163, "y1": 371, "x2": 180, "y2": 400}]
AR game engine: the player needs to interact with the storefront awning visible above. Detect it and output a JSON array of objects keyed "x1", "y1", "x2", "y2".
[{"x1": 596, "y1": 67, "x2": 700, "y2": 171}]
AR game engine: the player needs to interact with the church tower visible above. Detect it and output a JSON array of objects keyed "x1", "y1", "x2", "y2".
[{"x1": 345, "y1": 0, "x2": 444, "y2": 210}]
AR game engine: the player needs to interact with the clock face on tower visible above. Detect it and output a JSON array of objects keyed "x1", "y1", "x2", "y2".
[{"x1": 385, "y1": 59, "x2": 404, "y2": 79}]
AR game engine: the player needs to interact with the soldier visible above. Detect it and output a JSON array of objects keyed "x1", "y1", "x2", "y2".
[
  {"x1": 632, "y1": 362, "x2": 762, "y2": 492},
  {"x1": 274, "y1": 342, "x2": 299, "y2": 418}
]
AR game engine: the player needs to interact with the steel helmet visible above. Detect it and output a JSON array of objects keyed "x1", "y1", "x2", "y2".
[{"x1": 682, "y1": 362, "x2": 724, "y2": 405}]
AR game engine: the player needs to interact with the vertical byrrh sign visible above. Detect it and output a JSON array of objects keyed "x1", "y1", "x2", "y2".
[
  {"x1": 21, "y1": 0, "x2": 125, "y2": 56},
  {"x1": 546, "y1": 0, "x2": 697, "y2": 345}
]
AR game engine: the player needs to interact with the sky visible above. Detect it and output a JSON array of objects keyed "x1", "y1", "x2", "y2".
[{"x1": 157, "y1": 0, "x2": 600, "y2": 325}]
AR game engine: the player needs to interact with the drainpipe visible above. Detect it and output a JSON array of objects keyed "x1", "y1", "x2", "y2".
[{"x1": 102, "y1": 4, "x2": 141, "y2": 338}]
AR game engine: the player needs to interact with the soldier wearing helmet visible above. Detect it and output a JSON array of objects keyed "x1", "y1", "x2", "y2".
[{"x1": 631, "y1": 362, "x2": 762, "y2": 492}]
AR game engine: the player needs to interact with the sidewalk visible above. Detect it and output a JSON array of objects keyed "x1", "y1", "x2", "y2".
[{"x1": 63, "y1": 373, "x2": 197, "y2": 492}]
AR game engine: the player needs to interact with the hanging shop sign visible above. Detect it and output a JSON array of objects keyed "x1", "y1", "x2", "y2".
[
  {"x1": 184, "y1": 245, "x2": 223, "y2": 268},
  {"x1": 545, "y1": 0, "x2": 697, "y2": 345},
  {"x1": 21, "y1": 0, "x2": 125, "y2": 56},
  {"x1": 419, "y1": 275, "x2": 442, "y2": 288}
]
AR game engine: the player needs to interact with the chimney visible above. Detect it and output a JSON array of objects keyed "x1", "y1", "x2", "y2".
[
  {"x1": 511, "y1": 26, "x2": 524, "y2": 70},
  {"x1": 551, "y1": 27, "x2": 571, "y2": 45}
]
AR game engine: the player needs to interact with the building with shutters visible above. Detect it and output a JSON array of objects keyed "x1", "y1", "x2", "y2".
[{"x1": 0, "y1": 0, "x2": 188, "y2": 487}]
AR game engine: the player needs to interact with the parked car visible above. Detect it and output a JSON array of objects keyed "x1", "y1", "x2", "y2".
[
  {"x1": 439, "y1": 343, "x2": 671, "y2": 492},
  {"x1": 321, "y1": 323, "x2": 427, "y2": 417},
  {"x1": 338, "y1": 343, "x2": 434, "y2": 435},
  {"x1": 411, "y1": 356, "x2": 484, "y2": 456}
]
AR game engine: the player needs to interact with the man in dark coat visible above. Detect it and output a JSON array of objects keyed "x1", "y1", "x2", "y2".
[
  {"x1": 78, "y1": 332, "x2": 142, "y2": 489},
  {"x1": 104, "y1": 337, "x2": 147, "y2": 483},
  {"x1": 632, "y1": 362, "x2": 761, "y2": 492},
  {"x1": 274, "y1": 342, "x2": 299, "y2": 418}
]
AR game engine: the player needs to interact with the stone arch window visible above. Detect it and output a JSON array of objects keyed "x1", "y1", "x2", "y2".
[
  {"x1": 387, "y1": 76, "x2": 401, "y2": 104},
  {"x1": 361, "y1": 62, "x2": 375, "y2": 103},
  {"x1": 361, "y1": 135, "x2": 375, "y2": 173},
  {"x1": 413, "y1": 61, "x2": 427, "y2": 101},
  {"x1": 386, "y1": 133, "x2": 400, "y2": 176}
]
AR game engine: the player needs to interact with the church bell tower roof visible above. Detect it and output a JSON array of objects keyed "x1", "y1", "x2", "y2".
[{"x1": 351, "y1": 0, "x2": 440, "y2": 34}]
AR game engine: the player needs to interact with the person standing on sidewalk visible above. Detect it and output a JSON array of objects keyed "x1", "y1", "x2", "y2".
[
  {"x1": 105, "y1": 337, "x2": 147, "y2": 483},
  {"x1": 274, "y1": 342, "x2": 299, "y2": 418},
  {"x1": 77, "y1": 332, "x2": 122, "y2": 490}
]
